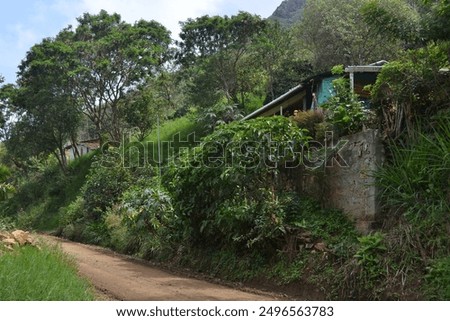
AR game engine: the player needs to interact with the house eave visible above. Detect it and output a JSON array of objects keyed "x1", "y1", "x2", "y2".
[
  {"x1": 345, "y1": 65, "x2": 383, "y2": 73},
  {"x1": 242, "y1": 83, "x2": 304, "y2": 120}
]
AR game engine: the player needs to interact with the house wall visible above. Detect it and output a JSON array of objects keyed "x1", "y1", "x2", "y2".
[{"x1": 316, "y1": 76, "x2": 337, "y2": 105}]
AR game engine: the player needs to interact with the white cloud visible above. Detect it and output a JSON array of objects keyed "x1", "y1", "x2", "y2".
[
  {"x1": 52, "y1": 0, "x2": 280, "y2": 39},
  {"x1": 73, "y1": 0, "x2": 224, "y2": 38},
  {"x1": 0, "y1": 24, "x2": 38, "y2": 82},
  {"x1": 11, "y1": 24, "x2": 39, "y2": 50}
]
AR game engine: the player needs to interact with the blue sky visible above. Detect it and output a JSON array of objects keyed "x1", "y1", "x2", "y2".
[{"x1": 0, "y1": 0, "x2": 282, "y2": 84}]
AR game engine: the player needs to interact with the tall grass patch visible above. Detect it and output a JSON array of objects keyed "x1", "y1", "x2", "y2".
[
  {"x1": 0, "y1": 244, "x2": 94, "y2": 300},
  {"x1": 124, "y1": 115, "x2": 205, "y2": 168}
]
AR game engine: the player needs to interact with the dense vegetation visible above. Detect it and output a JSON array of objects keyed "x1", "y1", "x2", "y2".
[{"x1": 0, "y1": 0, "x2": 449, "y2": 300}]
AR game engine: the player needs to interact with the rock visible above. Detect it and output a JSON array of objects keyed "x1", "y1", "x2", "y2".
[
  {"x1": 2, "y1": 238, "x2": 17, "y2": 247},
  {"x1": 298, "y1": 231, "x2": 313, "y2": 243},
  {"x1": 1, "y1": 230, "x2": 39, "y2": 249},
  {"x1": 0, "y1": 231, "x2": 12, "y2": 240},
  {"x1": 313, "y1": 242, "x2": 327, "y2": 252},
  {"x1": 11, "y1": 230, "x2": 31, "y2": 246}
]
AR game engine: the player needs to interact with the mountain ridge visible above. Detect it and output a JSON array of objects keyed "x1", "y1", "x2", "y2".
[{"x1": 269, "y1": 0, "x2": 306, "y2": 27}]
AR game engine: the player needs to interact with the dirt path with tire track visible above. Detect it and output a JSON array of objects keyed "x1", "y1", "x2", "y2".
[{"x1": 44, "y1": 236, "x2": 277, "y2": 301}]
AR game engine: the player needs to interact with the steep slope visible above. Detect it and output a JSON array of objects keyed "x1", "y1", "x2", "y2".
[{"x1": 269, "y1": 0, "x2": 306, "y2": 27}]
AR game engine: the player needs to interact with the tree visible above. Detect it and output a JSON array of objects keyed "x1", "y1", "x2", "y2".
[
  {"x1": 7, "y1": 38, "x2": 81, "y2": 171},
  {"x1": 177, "y1": 12, "x2": 269, "y2": 109},
  {"x1": 121, "y1": 69, "x2": 187, "y2": 141},
  {"x1": 361, "y1": 0, "x2": 422, "y2": 47},
  {"x1": 294, "y1": 0, "x2": 402, "y2": 72},
  {"x1": 0, "y1": 76, "x2": 12, "y2": 140},
  {"x1": 371, "y1": 42, "x2": 450, "y2": 140},
  {"x1": 66, "y1": 10, "x2": 172, "y2": 142},
  {"x1": 422, "y1": 0, "x2": 450, "y2": 41},
  {"x1": 362, "y1": 0, "x2": 450, "y2": 45},
  {"x1": 253, "y1": 21, "x2": 313, "y2": 103},
  {"x1": 361, "y1": 0, "x2": 450, "y2": 140}
]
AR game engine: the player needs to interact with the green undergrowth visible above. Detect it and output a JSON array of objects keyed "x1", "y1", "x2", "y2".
[
  {"x1": 424, "y1": 256, "x2": 450, "y2": 300},
  {"x1": 373, "y1": 114, "x2": 450, "y2": 300},
  {"x1": 2, "y1": 114, "x2": 449, "y2": 300},
  {"x1": 0, "y1": 244, "x2": 94, "y2": 300},
  {"x1": 1, "y1": 152, "x2": 96, "y2": 231}
]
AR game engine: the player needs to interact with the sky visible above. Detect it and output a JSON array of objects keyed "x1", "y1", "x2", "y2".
[{"x1": 0, "y1": 0, "x2": 282, "y2": 84}]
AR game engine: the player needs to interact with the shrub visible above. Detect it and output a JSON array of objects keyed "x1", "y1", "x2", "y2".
[
  {"x1": 354, "y1": 233, "x2": 387, "y2": 284},
  {"x1": 121, "y1": 179, "x2": 176, "y2": 259},
  {"x1": 0, "y1": 215, "x2": 15, "y2": 230},
  {"x1": 104, "y1": 208, "x2": 129, "y2": 252},
  {"x1": 16, "y1": 202, "x2": 47, "y2": 230},
  {"x1": 82, "y1": 151, "x2": 132, "y2": 220},
  {"x1": 165, "y1": 116, "x2": 310, "y2": 250},
  {"x1": 292, "y1": 110, "x2": 324, "y2": 139},
  {"x1": 0, "y1": 164, "x2": 11, "y2": 182},
  {"x1": 198, "y1": 102, "x2": 244, "y2": 132},
  {"x1": 59, "y1": 196, "x2": 86, "y2": 241},
  {"x1": 60, "y1": 196, "x2": 85, "y2": 226},
  {"x1": 321, "y1": 77, "x2": 366, "y2": 136},
  {"x1": 371, "y1": 42, "x2": 450, "y2": 140}
]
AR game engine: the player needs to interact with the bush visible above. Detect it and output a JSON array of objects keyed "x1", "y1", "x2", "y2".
[
  {"x1": 354, "y1": 233, "x2": 387, "y2": 286},
  {"x1": 371, "y1": 42, "x2": 450, "y2": 140},
  {"x1": 321, "y1": 77, "x2": 366, "y2": 136},
  {"x1": 165, "y1": 116, "x2": 310, "y2": 250},
  {"x1": 198, "y1": 102, "x2": 244, "y2": 132},
  {"x1": 292, "y1": 110, "x2": 324, "y2": 139},
  {"x1": 0, "y1": 215, "x2": 15, "y2": 231},
  {"x1": 121, "y1": 179, "x2": 176, "y2": 259},
  {"x1": 82, "y1": 151, "x2": 132, "y2": 220},
  {"x1": 104, "y1": 208, "x2": 129, "y2": 252},
  {"x1": 16, "y1": 202, "x2": 47, "y2": 230}
]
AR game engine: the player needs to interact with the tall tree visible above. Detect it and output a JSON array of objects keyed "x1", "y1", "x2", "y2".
[
  {"x1": 422, "y1": 0, "x2": 450, "y2": 42},
  {"x1": 8, "y1": 38, "x2": 81, "y2": 171},
  {"x1": 294, "y1": 0, "x2": 403, "y2": 72},
  {"x1": 0, "y1": 76, "x2": 10, "y2": 140},
  {"x1": 362, "y1": 0, "x2": 450, "y2": 46},
  {"x1": 253, "y1": 21, "x2": 313, "y2": 103},
  {"x1": 66, "y1": 10, "x2": 172, "y2": 142},
  {"x1": 361, "y1": 0, "x2": 422, "y2": 48},
  {"x1": 177, "y1": 12, "x2": 269, "y2": 109}
]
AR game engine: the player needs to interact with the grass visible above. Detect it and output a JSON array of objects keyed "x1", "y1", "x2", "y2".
[
  {"x1": 124, "y1": 115, "x2": 206, "y2": 167},
  {"x1": 145, "y1": 115, "x2": 206, "y2": 160},
  {"x1": 0, "y1": 244, "x2": 95, "y2": 300}
]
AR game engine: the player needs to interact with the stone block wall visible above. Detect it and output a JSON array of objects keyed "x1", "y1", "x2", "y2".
[{"x1": 294, "y1": 129, "x2": 384, "y2": 233}]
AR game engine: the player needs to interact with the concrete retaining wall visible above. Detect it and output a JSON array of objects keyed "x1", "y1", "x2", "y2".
[{"x1": 293, "y1": 129, "x2": 384, "y2": 233}]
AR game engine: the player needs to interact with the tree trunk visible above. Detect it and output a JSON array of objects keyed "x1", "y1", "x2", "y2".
[
  {"x1": 70, "y1": 134, "x2": 81, "y2": 159},
  {"x1": 53, "y1": 148, "x2": 67, "y2": 174}
]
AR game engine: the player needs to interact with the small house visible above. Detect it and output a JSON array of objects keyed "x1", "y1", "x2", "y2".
[
  {"x1": 243, "y1": 61, "x2": 387, "y2": 120},
  {"x1": 64, "y1": 138, "x2": 100, "y2": 161}
]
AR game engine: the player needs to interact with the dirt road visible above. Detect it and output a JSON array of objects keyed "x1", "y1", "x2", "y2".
[{"x1": 47, "y1": 237, "x2": 276, "y2": 301}]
